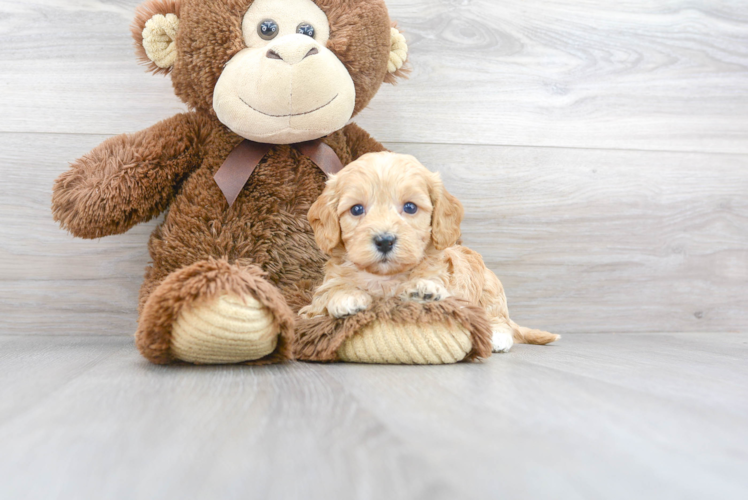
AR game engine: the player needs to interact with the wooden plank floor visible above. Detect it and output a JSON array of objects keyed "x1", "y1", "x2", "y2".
[
  {"x1": 3, "y1": 1, "x2": 748, "y2": 153},
  {"x1": 1, "y1": 0, "x2": 747, "y2": 334},
  {"x1": 2, "y1": 136, "x2": 747, "y2": 336},
  {"x1": 1, "y1": 333, "x2": 747, "y2": 500}
]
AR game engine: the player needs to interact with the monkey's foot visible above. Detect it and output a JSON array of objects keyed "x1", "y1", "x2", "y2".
[
  {"x1": 136, "y1": 259, "x2": 294, "y2": 365},
  {"x1": 337, "y1": 321, "x2": 473, "y2": 364},
  {"x1": 295, "y1": 297, "x2": 493, "y2": 365},
  {"x1": 171, "y1": 294, "x2": 278, "y2": 364}
]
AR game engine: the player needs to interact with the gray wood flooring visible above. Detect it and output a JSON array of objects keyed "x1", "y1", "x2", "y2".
[{"x1": 1, "y1": 333, "x2": 747, "y2": 500}]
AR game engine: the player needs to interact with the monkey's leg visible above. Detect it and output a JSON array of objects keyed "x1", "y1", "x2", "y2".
[{"x1": 135, "y1": 258, "x2": 294, "y2": 365}]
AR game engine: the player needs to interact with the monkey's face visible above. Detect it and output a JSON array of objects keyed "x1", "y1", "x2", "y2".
[
  {"x1": 133, "y1": 0, "x2": 408, "y2": 145},
  {"x1": 213, "y1": 0, "x2": 356, "y2": 144}
]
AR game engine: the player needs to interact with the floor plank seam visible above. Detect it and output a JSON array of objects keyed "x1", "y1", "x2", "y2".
[{"x1": 2, "y1": 130, "x2": 747, "y2": 157}]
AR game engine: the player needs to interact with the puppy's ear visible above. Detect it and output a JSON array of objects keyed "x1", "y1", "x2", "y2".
[
  {"x1": 430, "y1": 174, "x2": 464, "y2": 250},
  {"x1": 308, "y1": 178, "x2": 342, "y2": 254}
]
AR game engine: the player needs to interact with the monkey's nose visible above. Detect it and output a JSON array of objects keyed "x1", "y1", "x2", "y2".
[
  {"x1": 373, "y1": 234, "x2": 397, "y2": 255},
  {"x1": 266, "y1": 46, "x2": 319, "y2": 65},
  {"x1": 266, "y1": 49, "x2": 283, "y2": 60}
]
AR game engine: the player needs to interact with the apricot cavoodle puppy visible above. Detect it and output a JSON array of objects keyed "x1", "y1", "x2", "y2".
[{"x1": 300, "y1": 152, "x2": 559, "y2": 352}]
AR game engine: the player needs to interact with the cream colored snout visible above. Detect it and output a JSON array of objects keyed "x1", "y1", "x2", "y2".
[{"x1": 213, "y1": 34, "x2": 356, "y2": 144}]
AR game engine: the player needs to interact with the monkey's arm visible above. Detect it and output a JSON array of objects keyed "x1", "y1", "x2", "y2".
[
  {"x1": 342, "y1": 123, "x2": 387, "y2": 161},
  {"x1": 52, "y1": 112, "x2": 210, "y2": 239}
]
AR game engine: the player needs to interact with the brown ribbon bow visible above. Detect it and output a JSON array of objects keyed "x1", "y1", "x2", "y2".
[{"x1": 214, "y1": 139, "x2": 344, "y2": 207}]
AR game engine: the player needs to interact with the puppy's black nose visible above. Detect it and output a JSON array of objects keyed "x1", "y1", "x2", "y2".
[{"x1": 374, "y1": 234, "x2": 397, "y2": 255}]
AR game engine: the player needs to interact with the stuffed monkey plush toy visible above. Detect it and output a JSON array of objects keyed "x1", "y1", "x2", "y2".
[{"x1": 52, "y1": 0, "x2": 409, "y2": 364}]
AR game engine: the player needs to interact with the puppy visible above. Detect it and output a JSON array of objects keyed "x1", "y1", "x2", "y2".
[{"x1": 299, "y1": 152, "x2": 559, "y2": 352}]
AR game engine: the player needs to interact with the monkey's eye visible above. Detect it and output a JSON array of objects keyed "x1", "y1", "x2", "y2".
[
  {"x1": 258, "y1": 20, "x2": 279, "y2": 40},
  {"x1": 297, "y1": 23, "x2": 315, "y2": 38},
  {"x1": 350, "y1": 205, "x2": 365, "y2": 217},
  {"x1": 403, "y1": 202, "x2": 418, "y2": 214}
]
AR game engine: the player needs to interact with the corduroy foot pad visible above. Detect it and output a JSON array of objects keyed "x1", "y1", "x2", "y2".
[
  {"x1": 171, "y1": 294, "x2": 278, "y2": 364},
  {"x1": 136, "y1": 258, "x2": 294, "y2": 365},
  {"x1": 294, "y1": 298, "x2": 494, "y2": 364}
]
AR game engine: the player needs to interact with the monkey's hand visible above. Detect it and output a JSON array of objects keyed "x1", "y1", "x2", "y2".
[{"x1": 52, "y1": 112, "x2": 208, "y2": 239}]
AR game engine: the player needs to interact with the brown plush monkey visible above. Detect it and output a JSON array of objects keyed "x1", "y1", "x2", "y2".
[{"x1": 52, "y1": 0, "x2": 408, "y2": 364}]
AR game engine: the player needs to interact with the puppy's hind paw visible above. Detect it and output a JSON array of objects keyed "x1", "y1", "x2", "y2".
[
  {"x1": 327, "y1": 291, "x2": 372, "y2": 319},
  {"x1": 402, "y1": 279, "x2": 451, "y2": 303},
  {"x1": 491, "y1": 332, "x2": 514, "y2": 353}
]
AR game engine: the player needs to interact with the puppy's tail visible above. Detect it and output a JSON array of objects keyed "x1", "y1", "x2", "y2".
[{"x1": 510, "y1": 320, "x2": 560, "y2": 345}]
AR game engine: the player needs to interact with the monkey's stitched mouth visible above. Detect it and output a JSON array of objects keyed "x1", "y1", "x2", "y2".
[{"x1": 239, "y1": 94, "x2": 338, "y2": 118}]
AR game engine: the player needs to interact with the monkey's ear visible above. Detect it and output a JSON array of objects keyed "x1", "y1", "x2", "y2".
[
  {"x1": 384, "y1": 25, "x2": 410, "y2": 84},
  {"x1": 308, "y1": 178, "x2": 342, "y2": 255},
  {"x1": 132, "y1": 0, "x2": 181, "y2": 74},
  {"x1": 430, "y1": 174, "x2": 464, "y2": 250}
]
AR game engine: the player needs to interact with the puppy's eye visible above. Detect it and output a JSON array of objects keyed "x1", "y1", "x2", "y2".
[
  {"x1": 297, "y1": 23, "x2": 315, "y2": 38},
  {"x1": 350, "y1": 205, "x2": 365, "y2": 216},
  {"x1": 258, "y1": 20, "x2": 279, "y2": 40},
  {"x1": 403, "y1": 202, "x2": 418, "y2": 214}
]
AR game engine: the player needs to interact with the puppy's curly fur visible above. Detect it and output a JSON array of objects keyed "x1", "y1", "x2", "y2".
[{"x1": 300, "y1": 152, "x2": 559, "y2": 352}]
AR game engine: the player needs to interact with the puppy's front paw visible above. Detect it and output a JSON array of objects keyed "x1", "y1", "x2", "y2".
[
  {"x1": 402, "y1": 280, "x2": 451, "y2": 303},
  {"x1": 327, "y1": 291, "x2": 372, "y2": 319}
]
